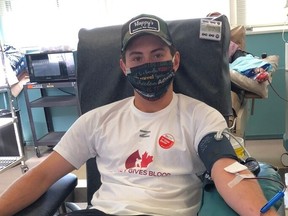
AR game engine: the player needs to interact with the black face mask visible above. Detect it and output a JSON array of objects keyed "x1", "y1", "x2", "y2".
[{"x1": 126, "y1": 60, "x2": 175, "y2": 101}]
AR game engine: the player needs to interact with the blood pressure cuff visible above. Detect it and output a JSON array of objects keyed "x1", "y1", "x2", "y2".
[{"x1": 198, "y1": 132, "x2": 238, "y2": 174}]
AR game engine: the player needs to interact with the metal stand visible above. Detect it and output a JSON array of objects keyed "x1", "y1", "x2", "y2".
[
  {"x1": 0, "y1": 42, "x2": 28, "y2": 173},
  {"x1": 24, "y1": 81, "x2": 80, "y2": 158}
]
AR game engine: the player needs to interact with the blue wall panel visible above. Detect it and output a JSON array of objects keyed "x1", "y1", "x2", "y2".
[{"x1": 245, "y1": 32, "x2": 286, "y2": 139}]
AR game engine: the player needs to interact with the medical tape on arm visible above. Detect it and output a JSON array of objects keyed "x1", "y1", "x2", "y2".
[{"x1": 224, "y1": 162, "x2": 254, "y2": 188}]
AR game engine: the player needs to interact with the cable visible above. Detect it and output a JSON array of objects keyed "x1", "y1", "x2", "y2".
[
  {"x1": 57, "y1": 88, "x2": 75, "y2": 96},
  {"x1": 228, "y1": 132, "x2": 251, "y2": 158},
  {"x1": 215, "y1": 128, "x2": 252, "y2": 158},
  {"x1": 241, "y1": 175, "x2": 286, "y2": 214},
  {"x1": 267, "y1": 79, "x2": 288, "y2": 103}
]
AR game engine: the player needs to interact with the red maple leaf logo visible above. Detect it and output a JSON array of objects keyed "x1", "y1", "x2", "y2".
[{"x1": 141, "y1": 151, "x2": 153, "y2": 168}]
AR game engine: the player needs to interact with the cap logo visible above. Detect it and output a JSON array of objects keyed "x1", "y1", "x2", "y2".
[{"x1": 129, "y1": 17, "x2": 160, "y2": 35}]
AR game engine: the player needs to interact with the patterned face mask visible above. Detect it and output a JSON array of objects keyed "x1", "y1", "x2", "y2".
[{"x1": 126, "y1": 60, "x2": 175, "y2": 101}]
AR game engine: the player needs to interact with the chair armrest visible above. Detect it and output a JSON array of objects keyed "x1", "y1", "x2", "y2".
[{"x1": 14, "y1": 173, "x2": 78, "y2": 216}]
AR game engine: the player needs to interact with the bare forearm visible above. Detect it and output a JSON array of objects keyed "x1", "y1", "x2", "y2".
[
  {"x1": 212, "y1": 159, "x2": 278, "y2": 216},
  {"x1": 216, "y1": 173, "x2": 277, "y2": 215},
  {"x1": 0, "y1": 169, "x2": 50, "y2": 216},
  {"x1": 0, "y1": 151, "x2": 75, "y2": 216}
]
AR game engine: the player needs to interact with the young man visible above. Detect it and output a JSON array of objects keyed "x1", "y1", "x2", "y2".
[{"x1": 0, "y1": 14, "x2": 278, "y2": 216}]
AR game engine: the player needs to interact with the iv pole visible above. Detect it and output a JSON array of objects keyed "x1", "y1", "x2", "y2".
[
  {"x1": 281, "y1": 41, "x2": 288, "y2": 166},
  {"x1": 280, "y1": 2, "x2": 288, "y2": 166},
  {"x1": 284, "y1": 43, "x2": 288, "y2": 150}
]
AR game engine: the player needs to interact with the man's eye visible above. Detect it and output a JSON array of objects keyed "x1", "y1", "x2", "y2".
[
  {"x1": 132, "y1": 56, "x2": 142, "y2": 62},
  {"x1": 153, "y1": 53, "x2": 164, "y2": 59}
]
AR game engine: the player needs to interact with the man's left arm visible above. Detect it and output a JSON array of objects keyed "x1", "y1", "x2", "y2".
[{"x1": 211, "y1": 158, "x2": 278, "y2": 216}]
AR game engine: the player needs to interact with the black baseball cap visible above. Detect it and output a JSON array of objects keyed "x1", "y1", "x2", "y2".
[{"x1": 121, "y1": 14, "x2": 173, "y2": 53}]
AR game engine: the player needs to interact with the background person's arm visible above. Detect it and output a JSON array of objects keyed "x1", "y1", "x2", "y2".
[
  {"x1": 0, "y1": 151, "x2": 75, "y2": 216},
  {"x1": 212, "y1": 158, "x2": 278, "y2": 216}
]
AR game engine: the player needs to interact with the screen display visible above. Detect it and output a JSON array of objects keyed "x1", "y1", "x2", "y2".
[
  {"x1": 26, "y1": 51, "x2": 76, "y2": 82},
  {"x1": 32, "y1": 58, "x2": 61, "y2": 77}
]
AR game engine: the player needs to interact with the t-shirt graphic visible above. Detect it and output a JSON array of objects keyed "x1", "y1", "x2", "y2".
[{"x1": 125, "y1": 150, "x2": 153, "y2": 169}]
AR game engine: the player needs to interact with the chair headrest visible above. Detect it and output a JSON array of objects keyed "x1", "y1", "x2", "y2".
[{"x1": 77, "y1": 15, "x2": 232, "y2": 119}]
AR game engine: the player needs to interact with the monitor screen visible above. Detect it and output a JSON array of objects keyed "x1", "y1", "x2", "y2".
[{"x1": 26, "y1": 51, "x2": 76, "y2": 83}]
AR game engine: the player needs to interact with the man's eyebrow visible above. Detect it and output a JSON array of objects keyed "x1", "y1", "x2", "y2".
[
  {"x1": 127, "y1": 47, "x2": 166, "y2": 57},
  {"x1": 128, "y1": 51, "x2": 142, "y2": 57},
  {"x1": 151, "y1": 47, "x2": 166, "y2": 54}
]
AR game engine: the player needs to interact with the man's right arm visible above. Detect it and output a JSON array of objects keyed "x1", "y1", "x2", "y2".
[{"x1": 0, "y1": 151, "x2": 75, "y2": 216}]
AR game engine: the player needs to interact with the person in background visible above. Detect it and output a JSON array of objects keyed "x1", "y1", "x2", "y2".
[
  {"x1": 207, "y1": 12, "x2": 270, "y2": 83},
  {"x1": 0, "y1": 43, "x2": 29, "y2": 97},
  {"x1": 0, "y1": 14, "x2": 278, "y2": 216}
]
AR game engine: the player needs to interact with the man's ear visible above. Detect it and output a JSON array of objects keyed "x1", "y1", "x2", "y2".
[
  {"x1": 120, "y1": 59, "x2": 127, "y2": 75},
  {"x1": 173, "y1": 51, "x2": 180, "y2": 72}
]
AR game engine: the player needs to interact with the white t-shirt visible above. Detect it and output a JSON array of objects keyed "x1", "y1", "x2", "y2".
[{"x1": 54, "y1": 93, "x2": 227, "y2": 216}]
